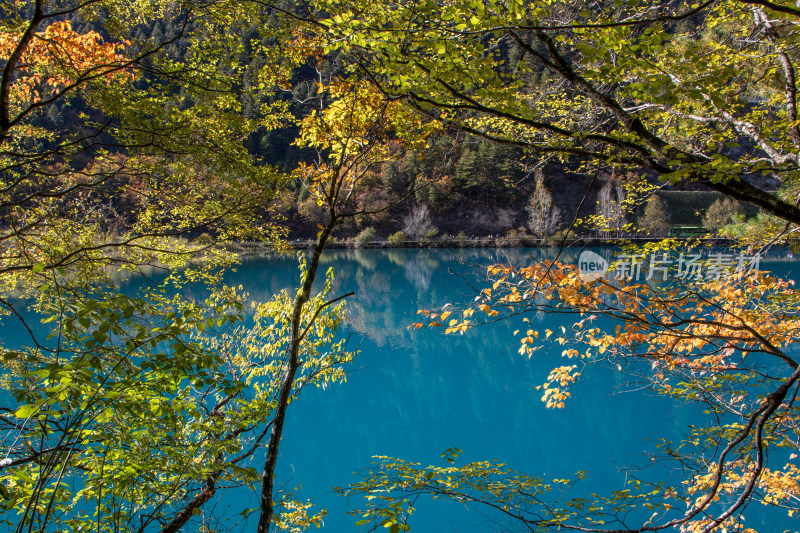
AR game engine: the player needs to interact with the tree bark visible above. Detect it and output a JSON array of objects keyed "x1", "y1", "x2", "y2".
[
  {"x1": 256, "y1": 222, "x2": 335, "y2": 533},
  {"x1": 0, "y1": 0, "x2": 44, "y2": 144},
  {"x1": 159, "y1": 473, "x2": 218, "y2": 533}
]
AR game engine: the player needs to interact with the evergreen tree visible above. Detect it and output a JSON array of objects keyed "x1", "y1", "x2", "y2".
[
  {"x1": 381, "y1": 161, "x2": 405, "y2": 194},
  {"x1": 455, "y1": 144, "x2": 480, "y2": 190}
]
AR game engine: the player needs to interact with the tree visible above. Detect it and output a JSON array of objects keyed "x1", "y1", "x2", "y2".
[
  {"x1": 454, "y1": 139, "x2": 520, "y2": 207},
  {"x1": 303, "y1": 0, "x2": 800, "y2": 530},
  {"x1": 639, "y1": 194, "x2": 671, "y2": 236},
  {"x1": 525, "y1": 171, "x2": 562, "y2": 236},
  {"x1": 315, "y1": 0, "x2": 800, "y2": 227},
  {"x1": 8, "y1": 1, "x2": 800, "y2": 531},
  {"x1": 1, "y1": 2, "x2": 444, "y2": 528},
  {"x1": 402, "y1": 204, "x2": 436, "y2": 241},
  {"x1": 0, "y1": 0, "x2": 302, "y2": 296},
  {"x1": 255, "y1": 75, "x2": 437, "y2": 532},
  {"x1": 594, "y1": 180, "x2": 626, "y2": 236},
  {"x1": 387, "y1": 250, "x2": 800, "y2": 532},
  {"x1": 454, "y1": 143, "x2": 481, "y2": 190},
  {"x1": 381, "y1": 161, "x2": 406, "y2": 193},
  {"x1": 0, "y1": 2, "x2": 335, "y2": 531},
  {"x1": 703, "y1": 197, "x2": 743, "y2": 233},
  {"x1": 2, "y1": 267, "x2": 352, "y2": 533}
]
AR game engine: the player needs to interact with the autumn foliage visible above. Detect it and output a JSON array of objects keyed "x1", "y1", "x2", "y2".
[
  {"x1": 0, "y1": 20, "x2": 130, "y2": 114},
  {"x1": 403, "y1": 249, "x2": 800, "y2": 530}
]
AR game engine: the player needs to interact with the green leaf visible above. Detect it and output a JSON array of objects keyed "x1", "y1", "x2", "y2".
[{"x1": 14, "y1": 405, "x2": 36, "y2": 418}]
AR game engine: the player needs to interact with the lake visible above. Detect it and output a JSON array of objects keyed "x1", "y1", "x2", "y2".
[
  {"x1": 212, "y1": 247, "x2": 798, "y2": 532},
  {"x1": 2, "y1": 246, "x2": 796, "y2": 532}
]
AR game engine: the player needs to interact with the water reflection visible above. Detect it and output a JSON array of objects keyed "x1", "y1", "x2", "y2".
[
  {"x1": 226, "y1": 247, "x2": 799, "y2": 532},
  {"x1": 236, "y1": 246, "x2": 799, "y2": 350}
]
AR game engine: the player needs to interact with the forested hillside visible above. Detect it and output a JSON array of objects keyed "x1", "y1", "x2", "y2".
[{"x1": 20, "y1": 2, "x2": 762, "y2": 244}]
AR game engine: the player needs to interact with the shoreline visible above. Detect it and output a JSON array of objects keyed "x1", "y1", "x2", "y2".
[{"x1": 233, "y1": 234, "x2": 739, "y2": 253}]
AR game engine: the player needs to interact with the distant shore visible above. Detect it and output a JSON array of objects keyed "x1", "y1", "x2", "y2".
[{"x1": 232, "y1": 233, "x2": 739, "y2": 254}]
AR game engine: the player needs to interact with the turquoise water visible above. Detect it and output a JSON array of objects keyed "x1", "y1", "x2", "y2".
[
  {"x1": 217, "y1": 247, "x2": 798, "y2": 532},
  {"x1": 3, "y1": 247, "x2": 797, "y2": 531}
]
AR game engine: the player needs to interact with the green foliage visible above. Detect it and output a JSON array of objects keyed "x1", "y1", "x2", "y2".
[
  {"x1": 0, "y1": 2, "x2": 342, "y2": 531},
  {"x1": 353, "y1": 226, "x2": 377, "y2": 247},
  {"x1": 9, "y1": 1, "x2": 800, "y2": 532},
  {"x1": 0, "y1": 0, "x2": 302, "y2": 307},
  {"x1": 1, "y1": 264, "x2": 353, "y2": 532},
  {"x1": 387, "y1": 230, "x2": 407, "y2": 246},
  {"x1": 338, "y1": 451, "x2": 666, "y2": 532},
  {"x1": 313, "y1": 0, "x2": 800, "y2": 227},
  {"x1": 306, "y1": 1, "x2": 800, "y2": 530},
  {"x1": 381, "y1": 161, "x2": 407, "y2": 194},
  {"x1": 454, "y1": 140, "x2": 521, "y2": 205}
]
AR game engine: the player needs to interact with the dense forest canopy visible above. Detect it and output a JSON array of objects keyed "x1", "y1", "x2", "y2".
[{"x1": 1, "y1": 1, "x2": 800, "y2": 532}]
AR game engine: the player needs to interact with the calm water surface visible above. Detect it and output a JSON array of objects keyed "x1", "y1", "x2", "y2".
[
  {"x1": 214, "y1": 247, "x2": 798, "y2": 532},
  {"x1": 5, "y1": 247, "x2": 793, "y2": 531}
]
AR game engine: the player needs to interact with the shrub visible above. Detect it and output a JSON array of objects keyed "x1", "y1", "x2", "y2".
[
  {"x1": 194, "y1": 232, "x2": 213, "y2": 245},
  {"x1": 546, "y1": 228, "x2": 575, "y2": 245},
  {"x1": 387, "y1": 230, "x2": 407, "y2": 246},
  {"x1": 497, "y1": 228, "x2": 524, "y2": 247},
  {"x1": 420, "y1": 227, "x2": 439, "y2": 243},
  {"x1": 353, "y1": 227, "x2": 377, "y2": 248}
]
